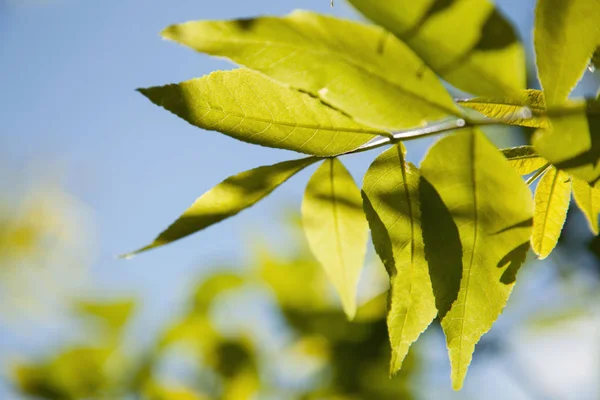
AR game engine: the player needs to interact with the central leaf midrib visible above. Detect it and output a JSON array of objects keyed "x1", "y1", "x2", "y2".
[
  {"x1": 194, "y1": 105, "x2": 385, "y2": 135},
  {"x1": 329, "y1": 160, "x2": 350, "y2": 303},
  {"x1": 539, "y1": 169, "x2": 559, "y2": 254},
  {"x1": 195, "y1": 37, "x2": 460, "y2": 117}
]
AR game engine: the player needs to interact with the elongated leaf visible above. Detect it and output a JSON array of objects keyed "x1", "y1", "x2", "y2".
[
  {"x1": 501, "y1": 146, "x2": 548, "y2": 175},
  {"x1": 302, "y1": 158, "x2": 368, "y2": 319},
  {"x1": 533, "y1": 99, "x2": 600, "y2": 185},
  {"x1": 420, "y1": 129, "x2": 533, "y2": 389},
  {"x1": 362, "y1": 144, "x2": 436, "y2": 372},
  {"x1": 571, "y1": 177, "x2": 600, "y2": 235},
  {"x1": 124, "y1": 157, "x2": 317, "y2": 256},
  {"x1": 534, "y1": 0, "x2": 600, "y2": 105},
  {"x1": 348, "y1": 0, "x2": 525, "y2": 98},
  {"x1": 531, "y1": 167, "x2": 571, "y2": 259},
  {"x1": 139, "y1": 69, "x2": 384, "y2": 157},
  {"x1": 163, "y1": 11, "x2": 459, "y2": 130},
  {"x1": 458, "y1": 90, "x2": 548, "y2": 128}
]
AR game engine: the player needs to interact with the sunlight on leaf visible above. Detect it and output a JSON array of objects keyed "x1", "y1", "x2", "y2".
[
  {"x1": 420, "y1": 128, "x2": 533, "y2": 390},
  {"x1": 124, "y1": 157, "x2": 317, "y2": 256},
  {"x1": 534, "y1": 0, "x2": 600, "y2": 105},
  {"x1": 501, "y1": 146, "x2": 548, "y2": 175},
  {"x1": 162, "y1": 11, "x2": 459, "y2": 130},
  {"x1": 302, "y1": 158, "x2": 368, "y2": 319},
  {"x1": 571, "y1": 177, "x2": 600, "y2": 235},
  {"x1": 362, "y1": 144, "x2": 436, "y2": 373},
  {"x1": 139, "y1": 69, "x2": 385, "y2": 157},
  {"x1": 531, "y1": 167, "x2": 571, "y2": 259},
  {"x1": 348, "y1": 0, "x2": 525, "y2": 98}
]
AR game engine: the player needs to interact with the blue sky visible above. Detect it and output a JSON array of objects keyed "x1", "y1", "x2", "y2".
[{"x1": 1, "y1": 0, "x2": 599, "y2": 398}]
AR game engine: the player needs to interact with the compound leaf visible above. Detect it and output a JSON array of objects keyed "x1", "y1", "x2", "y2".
[
  {"x1": 302, "y1": 158, "x2": 368, "y2": 319},
  {"x1": 362, "y1": 144, "x2": 436, "y2": 373},
  {"x1": 531, "y1": 167, "x2": 571, "y2": 259},
  {"x1": 420, "y1": 128, "x2": 533, "y2": 389},
  {"x1": 163, "y1": 10, "x2": 459, "y2": 130},
  {"x1": 348, "y1": 0, "x2": 526, "y2": 98},
  {"x1": 139, "y1": 69, "x2": 384, "y2": 157},
  {"x1": 124, "y1": 156, "x2": 318, "y2": 257}
]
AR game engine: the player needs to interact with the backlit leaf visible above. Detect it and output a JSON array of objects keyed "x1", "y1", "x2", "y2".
[
  {"x1": 302, "y1": 158, "x2": 368, "y2": 319},
  {"x1": 348, "y1": 0, "x2": 525, "y2": 98},
  {"x1": 125, "y1": 157, "x2": 317, "y2": 256},
  {"x1": 458, "y1": 89, "x2": 548, "y2": 128},
  {"x1": 571, "y1": 177, "x2": 600, "y2": 235},
  {"x1": 139, "y1": 69, "x2": 384, "y2": 157},
  {"x1": 362, "y1": 144, "x2": 436, "y2": 373},
  {"x1": 501, "y1": 146, "x2": 548, "y2": 175},
  {"x1": 162, "y1": 10, "x2": 459, "y2": 130},
  {"x1": 534, "y1": 0, "x2": 600, "y2": 105},
  {"x1": 533, "y1": 99, "x2": 600, "y2": 185},
  {"x1": 531, "y1": 167, "x2": 571, "y2": 259},
  {"x1": 420, "y1": 129, "x2": 533, "y2": 389}
]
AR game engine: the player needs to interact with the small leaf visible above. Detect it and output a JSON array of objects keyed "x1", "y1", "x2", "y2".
[
  {"x1": 302, "y1": 158, "x2": 368, "y2": 319},
  {"x1": 420, "y1": 129, "x2": 533, "y2": 389},
  {"x1": 501, "y1": 145, "x2": 548, "y2": 175},
  {"x1": 533, "y1": 99, "x2": 600, "y2": 185},
  {"x1": 348, "y1": 0, "x2": 526, "y2": 98},
  {"x1": 458, "y1": 90, "x2": 548, "y2": 128},
  {"x1": 531, "y1": 167, "x2": 571, "y2": 259},
  {"x1": 162, "y1": 11, "x2": 459, "y2": 130},
  {"x1": 534, "y1": 0, "x2": 600, "y2": 105},
  {"x1": 571, "y1": 177, "x2": 600, "y2": 235},
  {"x1": 362, "y1": 144, "x2": 436, "y2": 373},
  {"x1": 124, "y1": 157, "x2": 317, "y2": 256},
  {"x1": 139, "y1": 69, "x2": 384, "y2": 157}
]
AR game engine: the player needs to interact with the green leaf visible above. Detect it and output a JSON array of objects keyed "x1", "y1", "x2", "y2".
[
  {"x1": 73, "y1": 299, "x2": 136, "y2": 336},
  {"x1": 458, "y1": 90, "x2": 548, "y2": 128},
  {"x1": 162, "y1": 11, "x2": 459, "y2": 130},
  {"x1": 362, "y1": 144, "x2": 436, "y2": 373},
  {"x1": 531, "y1": 167, "x2": 571, "y2": 259},
  {"x1": 534, "y1": 0, "x2": 600, "y2": 105},
  {"x1": 571, "y1": 177, "x2": 600, "y2": 235},
  {"x1": 139, "y1": 69, "x2": 384, "y2": 157},
  {"x1": 533, "y1": 99, "x2": 600, "y2": 185},
  {"x1": 348, "y1": 0, "x2": 525, "y2": 98},
  {"x1": 501, "y1": 145, "x2": 548, "y2": 175},
  {"x1": 420, "y1": 129, "x2": 533, "y2": 389},
  {"x1": 302, "y1": 158, "x2": 368, "y2": 319},
  {"x1": 124, "y1": 157, "x2": 317, "y2": 257}
]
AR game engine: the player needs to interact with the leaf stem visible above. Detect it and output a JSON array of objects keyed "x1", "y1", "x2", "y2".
[
  {"x1": 525, "y1": 163, "x2": 552, "y2": 186},
  {"x1": 337, "y1": 117, "x2": 501, "y2": 157}
]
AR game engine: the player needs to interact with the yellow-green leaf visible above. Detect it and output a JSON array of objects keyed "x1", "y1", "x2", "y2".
[
  {"x1": 534, "y1": 0, "x2": 600, "y2": 105},
  {"x1": 458, "y1": 89, "x2": 548, "y2": 128},
  {"x1": 501, "y1": 145, "x2": 548, "y2": 175},
  {"x1": 302, "y1": 158, "x2": 368, "y2": 319},
  {"x1": 533, "y1": 99, "x2": 600, "y2": 185},
  {"x1": 162, "y1": 11, "x2": 459, "y2": 130},
  {"x1": 362, "y1": 144, "x2": 436, "y2": 373},
  {"x1": 531, "y1": 167, "x2": 571, "y2": 259},
  {"x1": 571, "y1": 177, "x2": 600, "y2": 235},
  {"x1": 420, "y1": 129, "x2": 533, "y2": 390},
  {"x1": 348, "y1": 0, "x2": 525, "y2": 98},
  {"x1": 125, "y1": 157, "x2": 317, "y2": 256},
  {"x1": 139, "y1": 69, "x2": 384, "y2": 157}
]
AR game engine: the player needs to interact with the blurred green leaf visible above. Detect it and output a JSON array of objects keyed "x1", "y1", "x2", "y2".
[
  {"x1": 362, "y1": 144, "x2": 436, "y2": 373},
  {"x1": 138, "y1": 69, "x2": 385, "y2": 157},
  {"x1": 162, "y1": 11, "x2": 459, "y2": 130},
  {"x1": 420, "y1": 128, "x2": 533, "y2": 389},
  {"x1": 572, "y1": 177, "x2": 600, "y2": 235},
  {"x1": 531, "y1": 167, "x2": 571, "y2": 259},
  {"x1": 73, "y1": 299, "x2": 136, "y2": 337},
  {"x1": 458, "y1": 89, "x2": 548, "y2": 128},
  {"x1": 302, "y1": 158, "x2": 368, "y2": 319},
  {"x1": 125, "y1": 156, "x2": 317, "y2": 256},
  {"x1": 348, "y1": 0, "x2": 525, "y2": 98},
  {"x1": 534, "y1": 0, "x2": 600, "y2": 105},
  {"x1": 501, "y1": 145, "x2": 548, "y2": 175}
]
